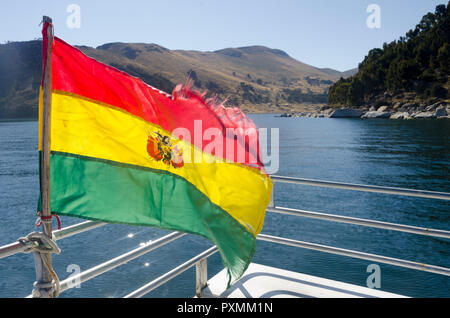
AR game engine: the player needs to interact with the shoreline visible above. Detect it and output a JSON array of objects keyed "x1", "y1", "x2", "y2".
[
  {"x1": 2, "y1": 101, "x2": 449, "y2": 121},
  {"x1": 276, "y1": 101, "x2": 450, "y2": 119}
]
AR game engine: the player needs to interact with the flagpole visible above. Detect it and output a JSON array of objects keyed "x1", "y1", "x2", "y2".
[
  {"x1": 41, "y1": 17, "x2": 53, "y2": 237},
  {"x1": 33, "y1": 15, "x2": 56, "y2": 298}
]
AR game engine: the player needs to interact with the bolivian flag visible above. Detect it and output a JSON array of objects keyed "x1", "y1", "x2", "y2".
[{"x1": 39, "y1": 22, "x2": 272, "y2": 282}]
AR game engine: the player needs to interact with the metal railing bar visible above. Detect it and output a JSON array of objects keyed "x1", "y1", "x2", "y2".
[
  {"x1": 270, "y1": 175, "x2": 450, "y2": 201},
  {"x1": 53, "y1": 220, "x2": 106, "y2": 240},
  {"x1": 53, "y1": 231, "x2": 186, "y2": 294},
  {"x1": 267, "y1": 206, "x2": 450, "y2": 239},
  {"x1": 0, "y1": 241, "x2": 37, "y2": 259},
  {"x1": 3, "y1": 176, "x2": 448, "y2": 260},
  {"x1": 257, "y1": 234, "x2": 450, "y2": 276},
  {"x1": 124, "y1": 246, "x2": 218, "y2": 298},
  {"x1": 0, "y1": 220, "x2": 106, "y2": 260}
]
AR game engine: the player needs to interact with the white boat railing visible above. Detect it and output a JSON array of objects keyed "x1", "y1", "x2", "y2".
[
  {"x1": 0, "y1": 175, "x2": 449, "y2": 298},
  {"x1": 270, "y1": 175, "x2": 450, "y2": 201}
]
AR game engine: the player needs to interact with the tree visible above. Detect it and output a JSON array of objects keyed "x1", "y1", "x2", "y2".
[
  {"x1": 437, "y1": 43, "x2": 450, "y2": 71},
  {"x1": 328, "y1": 2, "x2": 450, "y2": 107}
]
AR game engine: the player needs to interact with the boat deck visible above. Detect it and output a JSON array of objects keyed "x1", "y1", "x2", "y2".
[{"x1": 201, "y1": 263, "x2": 407, "y2": 298}]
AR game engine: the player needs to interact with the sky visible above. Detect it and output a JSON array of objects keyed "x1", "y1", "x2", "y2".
[{"x1": 0, "y1": 0, "x2": 447, "y2": 71}]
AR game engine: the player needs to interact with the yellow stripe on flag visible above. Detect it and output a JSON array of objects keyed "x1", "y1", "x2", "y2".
[{"x1": 49, "y1": 91, "x2": 271, "y2": 235}]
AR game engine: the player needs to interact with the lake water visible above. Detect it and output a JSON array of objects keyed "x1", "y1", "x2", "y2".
[{"x1": 0, "y1": 116, "x2": 449, "y2": 297}]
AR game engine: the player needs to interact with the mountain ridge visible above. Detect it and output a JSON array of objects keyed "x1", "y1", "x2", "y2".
[{"x1": 0, "y1": 40, "x2": 354, "y2": 119}]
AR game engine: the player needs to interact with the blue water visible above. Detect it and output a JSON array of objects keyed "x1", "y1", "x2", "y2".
[{"x1": 0, "y1": 116, "x2": 449, "y2": 298}]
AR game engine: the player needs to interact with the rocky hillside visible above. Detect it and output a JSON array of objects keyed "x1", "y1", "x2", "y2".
[{"x1": 0, "y1": 40, "x2": 354, "y2": 119}]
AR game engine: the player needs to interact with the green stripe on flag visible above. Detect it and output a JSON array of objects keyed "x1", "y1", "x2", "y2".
[{"x1": 47, "y1": 152, "x2": 256, "y2": 281}]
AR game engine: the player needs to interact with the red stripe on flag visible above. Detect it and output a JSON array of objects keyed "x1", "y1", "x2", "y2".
[{"x1": 49, "y1": 36, "x2": 265, "y2": 170}]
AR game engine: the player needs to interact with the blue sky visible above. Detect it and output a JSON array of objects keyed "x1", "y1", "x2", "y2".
[{"x1": 0, "y1": 0, "x2": 446, "y2": 71}]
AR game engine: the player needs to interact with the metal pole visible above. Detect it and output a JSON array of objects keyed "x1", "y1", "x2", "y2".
[
  {"x1": 124, "y1": 246, "x2": 217, "y2": 298},
  {"x1": 270, "y1": 175, "x2": 450, "y2": 200},
  {"x1": 195, "y1": 257, "x2": 208, "y2": 297},
  {"x1": 267, "y1": 206, "x2": 450, "y2": 239},
  {"x1": 58, "y1": 232, "x2": 186, "y2": 293},
  {"x1": 54, "y1": 221, "x2": 106, "y2": 240},
  {"x1": 257, "y1": 234, "x2": 450, "y2": 276},
  {"x1": 34, "y1": 15, "x2": 55, "y2": 298},
  {"x1": 0, "y1": 221, "x2": 105, "y2": 260}
]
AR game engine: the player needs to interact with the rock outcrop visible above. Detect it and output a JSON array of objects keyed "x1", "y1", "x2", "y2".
[
  {"x1": 328, "y1": 108, "x2": 364, "y2": 118},
  {"x1": 361, "y1": 111, "x2": 391, "y2": 119},
  {"x1": 390, "y1": 112, "x2": 411, "y2": 119},
  {"x1": 276, "y1": 102, "x2": 450, "y2": 120},
  {"x1": 435, "y1": 106, "x2": 447, "y2": 118}
]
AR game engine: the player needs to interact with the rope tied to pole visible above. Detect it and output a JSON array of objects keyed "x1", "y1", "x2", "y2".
[
  {"x1": 35, "y1": 211, "x2": 61, "y2": 230},
  {"x1": 17, "y1": 232, "x2": 61, "y2": 298}
]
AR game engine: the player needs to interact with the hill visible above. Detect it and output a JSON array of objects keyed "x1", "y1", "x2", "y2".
[
  {"x1": 328, "y1": 3, "x2": 450, "y2": 109},
  {"x1": 0, "y1": 40, "x2": 42, "y2": 119},
  {"x1": 0, "y1": 40, "x2": 352, "y2": 119}
]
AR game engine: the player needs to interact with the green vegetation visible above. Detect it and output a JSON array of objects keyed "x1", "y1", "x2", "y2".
[
  {"x1": 328, "y1": 3, "x2": 450, "y2": 107},
  {"x1": 282, "y1": 88, "x2": 328, "y2": 104}
]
